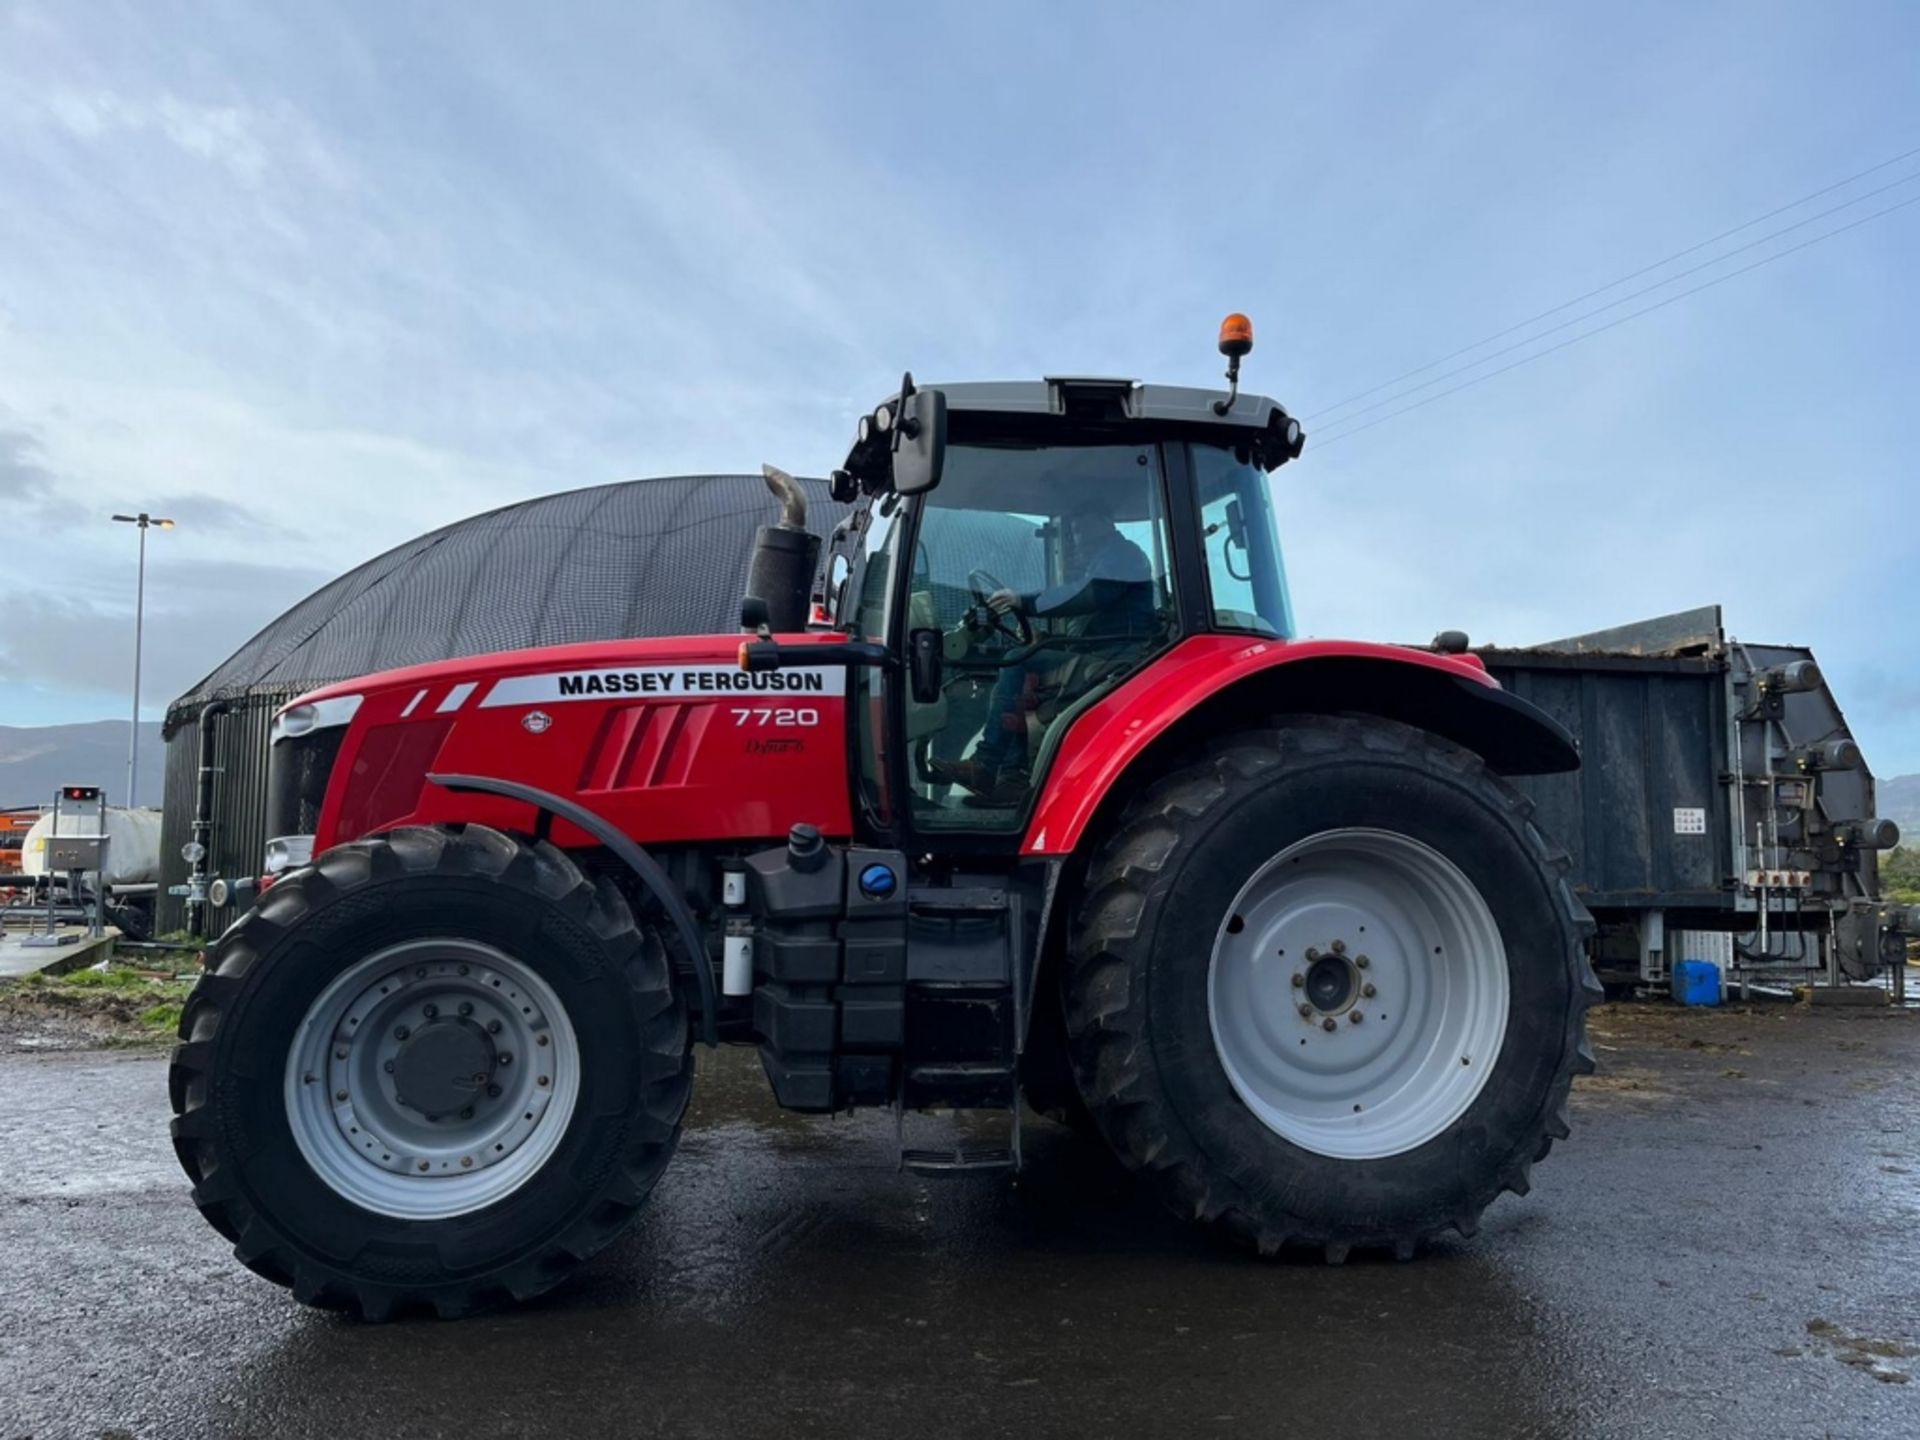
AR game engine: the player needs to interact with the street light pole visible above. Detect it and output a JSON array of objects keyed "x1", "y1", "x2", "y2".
[{"x1": 111, "y1": 512, "x2": 174, "y2": 808}]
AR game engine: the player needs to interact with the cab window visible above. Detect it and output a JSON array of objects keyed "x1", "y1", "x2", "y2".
[
  {"x1": 899, "y1": 442, "x2": 1176, "y2": 831},
  {"x1": 1192, "y1": 443, "x2": 1295, "y2": 638}
]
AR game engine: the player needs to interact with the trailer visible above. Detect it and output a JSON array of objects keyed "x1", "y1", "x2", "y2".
[{"x1": 1479, "y1": 605, "x2": 1915, "y2": 994}]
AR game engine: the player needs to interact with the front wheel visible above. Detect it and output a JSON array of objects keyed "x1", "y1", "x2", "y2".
[
  {"x1": 1062, "y1": 715, "x2": 1597, "y2": 1260},
  {"x1": 169, "y1": 824, "x2": 692, "y2": 1318}
]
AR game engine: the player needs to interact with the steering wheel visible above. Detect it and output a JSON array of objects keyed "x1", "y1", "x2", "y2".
[{"x1": 967, "y1": 568, "x2": 1034, "y2": 646}]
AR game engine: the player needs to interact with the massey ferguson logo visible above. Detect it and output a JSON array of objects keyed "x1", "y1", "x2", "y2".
[
  {"x1": 480, "y1": 665, "x2": 844, "y2": 708},
  {"x1": 556, "y1": 670, "x2": 828, "y2": 697}
]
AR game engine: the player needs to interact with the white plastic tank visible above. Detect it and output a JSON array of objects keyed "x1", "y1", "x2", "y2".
[{"x1": 21, "y1": 807, "x2": 163, "y2": 884}]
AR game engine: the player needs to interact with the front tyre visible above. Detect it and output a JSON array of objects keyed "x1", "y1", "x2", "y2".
[
  {"x1": 169, "y1": 824, "x2": 692, "y2": 1318},
  {"x1": 1062, "y1": 715, "x2": 1598, "y2": 1260}
]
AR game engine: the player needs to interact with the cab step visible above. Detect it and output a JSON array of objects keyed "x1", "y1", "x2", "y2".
[{"x1": 894, "y1": 1093, "x2": 1022, "y2": 1176}]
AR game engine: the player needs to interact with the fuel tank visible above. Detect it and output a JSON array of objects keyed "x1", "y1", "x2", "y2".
[{"x1": 298, "y1": 634, "x2": 854, "y2": 852}]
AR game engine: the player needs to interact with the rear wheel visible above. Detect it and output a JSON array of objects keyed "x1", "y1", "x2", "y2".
[
  {"x1": 169, "y1": 824, "x2": 692, "y2": 1318},
  {"x1": 1062, "y1": 715, "x2": 1597, "y2": 1259}
]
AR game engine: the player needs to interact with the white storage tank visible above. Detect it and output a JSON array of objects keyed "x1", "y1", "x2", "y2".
[{"x1": 22, "y1": 806, "x2": 163, "y2": 885}]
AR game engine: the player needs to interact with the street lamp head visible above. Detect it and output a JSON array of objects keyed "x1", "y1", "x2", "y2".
[
  {"x1": 155, "y1": 518, "x2": 176, "y2": 529},
  {"x1": 110, "y1": 513, "x2": 178, "y2": 529}
]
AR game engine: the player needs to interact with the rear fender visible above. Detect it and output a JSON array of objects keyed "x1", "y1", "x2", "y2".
[{"x1": 1022, "y1": 637, "x2": 1578, "y2": 858}]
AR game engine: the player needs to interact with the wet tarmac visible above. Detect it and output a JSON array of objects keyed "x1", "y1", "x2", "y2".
[{"x1": 2, "y1": 1002, "x2": 1917, "y2": 1439}]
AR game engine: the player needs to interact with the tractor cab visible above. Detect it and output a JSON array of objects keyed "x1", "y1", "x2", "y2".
[{"x1": 761, "y1": 354, "x2": 1307, "y2": 847}]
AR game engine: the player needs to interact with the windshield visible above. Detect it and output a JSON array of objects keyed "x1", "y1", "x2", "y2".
[{"x1": 1191, "y1": 443, "x2": 1295, "y2": 638}]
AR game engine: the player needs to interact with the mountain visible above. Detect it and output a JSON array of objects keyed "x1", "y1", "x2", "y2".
[
  {"x1": 0, "y1": 721, "x2": 164, "y2": 810},
  {"x1": 1882, "y1": 774, "x2": 1920, "y2": 845}
]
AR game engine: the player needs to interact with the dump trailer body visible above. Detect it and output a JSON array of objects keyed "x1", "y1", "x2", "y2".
[{"x1": 1478, "y1": 606, "x2": 1905, "y2": 985}]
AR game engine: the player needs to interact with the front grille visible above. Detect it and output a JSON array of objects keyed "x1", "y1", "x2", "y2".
[{"x1": 266, "y1": 728, "x2": 347, "y2": 843}]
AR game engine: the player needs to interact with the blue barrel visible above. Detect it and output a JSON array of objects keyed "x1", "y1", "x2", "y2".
[{"x1": 1672, "y1": 959, "x2": 1722, "y2": 1006}]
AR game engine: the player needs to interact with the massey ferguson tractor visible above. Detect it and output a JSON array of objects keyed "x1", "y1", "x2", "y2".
[{"x1": 170, "y1": 317, "x2": 1597, "y2": 1318}]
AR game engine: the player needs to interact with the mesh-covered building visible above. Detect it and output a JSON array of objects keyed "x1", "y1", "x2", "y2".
[{"x1": 159, "y1": 474, "x2": 847, "y2": 934}]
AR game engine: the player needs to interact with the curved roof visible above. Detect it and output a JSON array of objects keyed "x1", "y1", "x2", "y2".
[{"x1": 168, "y1": 474, "x2": 848, "y2": 726}]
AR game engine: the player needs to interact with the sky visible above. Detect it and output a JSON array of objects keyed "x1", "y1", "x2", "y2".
[{"x1": 1, "y1": 1, "x2": 1917, "y2": 768}]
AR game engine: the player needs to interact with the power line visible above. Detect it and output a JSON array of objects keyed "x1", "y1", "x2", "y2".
[
  {"x1": 1309, "y1": 166, "x2": 1920, "y2": 432},
  {"x1": 1311, "y1": 190, "x2": 1920, "y2": 449},
  {"x1": 1307, "y1": 143, "x2": 1920, "y2": 422}
]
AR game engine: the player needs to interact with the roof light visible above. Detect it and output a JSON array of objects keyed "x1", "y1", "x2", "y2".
[{"x1": 1218, "y1": 313, "x2": 1255, "y2": 358}]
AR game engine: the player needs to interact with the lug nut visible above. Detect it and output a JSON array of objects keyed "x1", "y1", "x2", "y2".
[
  {"x1": 1291, "y1": 973, "x2": 1305, "y2": 988},
  {"x1": 537, "y1": 1075, "x2": 550, "y2": 1087},
  {"x1": 461, "y1": 1156, "x2": 473, "y2": 1168},
  {"x1": 537, "y1": 1036, "x2": 549, "y2": 1048},
  {"x1": 384, "y1": 1060, "x2": 395, "y2": 1074},
  {"x1": 334, "y1": 1045, "x2": 349, "y2": 1060},
  {"x1": 1321, "y1": 1018, "x2": 1337, "y2": 1032},
  {"x1": 473, "y1": 1073, "x2": 487, "y2": 1085},
  {"x1": 334, "y1": 1089, "x2": 348, "y2": 1101},
  {"x1": 1298, "y1": 1002, "x2": 1314, "y2": 1018},
  {"x1": 1305, "y1": 947, "x2": 1321, "y2": 961},
  {"x1": 487, "y1": 1084, "x2": 502, "y2": 1098},
  {"x1": 1362, "y1": 983, "x2": 1377, "y2": 998},
  {"x1": 458, "y1": 1001, "x2": 474, "y2": 1017},
  {"x1": 1355, "y1": 955, "x2": 1371, "y2": 970},
  {"x1": 488, "y1": 1020, "x2": 502, "y2": 1034},
  {"x1": 422, "y1": 1003, "x2": 439, "y2": 1020},
  {"x1": 1349, "y1": 1010, "x2": 1364, "y2": 1024},
  {"x1": 394, "y1": 1025, "x2": 410, "y2": 1041},
  {"x1": 1331, "y1": 939, "x2": 1347, "y2": 955},
  {"x1": 418, "y1": 1160, "x2": 430, "y2": 1172},
  {"x1": 499, "y1": 1052, "x2": 513, "y2": 1066},
  {"x1": 458, "y1": 965, "x2": 470, "y2": 976}
]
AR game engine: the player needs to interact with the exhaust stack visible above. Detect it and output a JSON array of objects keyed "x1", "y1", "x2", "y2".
[{"x1": 743, "y1": 464, "x2": 821, "y2": 634}]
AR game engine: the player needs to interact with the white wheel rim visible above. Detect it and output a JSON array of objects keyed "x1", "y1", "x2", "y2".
[
  {"x1": 284, "y1": 938, "x2": 581, "y2": 1220},
  {"x1": 1206, "y1": 827, "x2": 1509, "y2": 1160}
]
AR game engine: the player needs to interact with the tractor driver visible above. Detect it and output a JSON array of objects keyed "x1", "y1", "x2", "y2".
[{"x1": 931, "y1": 493, "x2": 1156, "y2": 806}]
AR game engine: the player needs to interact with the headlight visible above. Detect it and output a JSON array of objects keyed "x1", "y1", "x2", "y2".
[
  {"x1": 264, "y1": 835, "x2": 316, "y2": 874},
  {"x1": 271, "y1": 693, "x2": 363, "y2": 745}
]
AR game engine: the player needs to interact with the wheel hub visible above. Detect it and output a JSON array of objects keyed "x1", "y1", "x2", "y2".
[
  {"x1": 1303, "y1": 952, "x2": 1356, "y2": 1013},
  {"x1": 392, "y1": 1020, "x2": 495, "y2": 1117}
]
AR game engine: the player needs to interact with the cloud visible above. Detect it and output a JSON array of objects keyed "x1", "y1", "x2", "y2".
[
  {"x1": 0, "y1": 557, "x2": 332, "y2": 714},
  {"x1": 44, "y1": 88, "x2": 270, "y2": 182},
  {"x1": 146, "y1": 493, "x2": 284, "y2": 535},
  {"x1": 0, "y1": 426, "x2": 58, "y2": 505}
]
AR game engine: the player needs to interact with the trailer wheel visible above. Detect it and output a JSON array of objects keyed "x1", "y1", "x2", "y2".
[
  {"x1": 1062, "y1": 715, "x2": 1597, "y2": 1259},
  {"x1": 168, "y1": 824, "x2": 692, "y2": 1318}
]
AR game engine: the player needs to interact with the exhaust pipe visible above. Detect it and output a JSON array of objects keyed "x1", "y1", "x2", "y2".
[{"x1": 744, "y1": 465, "x2": 821, "y2": 634}]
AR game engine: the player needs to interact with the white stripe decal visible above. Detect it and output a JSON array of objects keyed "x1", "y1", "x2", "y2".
[
  {"x1": 436, "y1": 681, "x2": 478, "y2": 713},
  {"x1": 481, "y1": 665, "x2": 846, "y2": 707},
  {"x1": 400, "y1": 688, "x2": 427, "y2": 717}
]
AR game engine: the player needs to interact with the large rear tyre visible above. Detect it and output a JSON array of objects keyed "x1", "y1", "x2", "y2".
[
  {"x1": 169, "y1": 824, "x2": 692, "y2": 1318},
  {"x1": 1062, "y1": 715, "x2": 1597, "y2": 1260}
]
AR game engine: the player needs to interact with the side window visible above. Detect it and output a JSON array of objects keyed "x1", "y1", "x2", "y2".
[
  {"x1": 1192, "y1": 445, "x2": 1295, "y2": 638},
  {"x1": 849, "y1": 500, "x2": 903, "y2": 825}
]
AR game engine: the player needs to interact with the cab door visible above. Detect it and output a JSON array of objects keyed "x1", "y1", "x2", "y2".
[{"x1": 870, "y1": 441, "x2": 1181, "y2": 846}]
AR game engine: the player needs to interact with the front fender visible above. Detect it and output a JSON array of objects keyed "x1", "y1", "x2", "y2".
[{"x1": 1021, "y1": 635, "x2": 1577, "y2": 857}]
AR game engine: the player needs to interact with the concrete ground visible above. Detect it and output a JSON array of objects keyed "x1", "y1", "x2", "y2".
[{"x1": 1, "y1": 1001, "x2": 1916, "y2": 1440}]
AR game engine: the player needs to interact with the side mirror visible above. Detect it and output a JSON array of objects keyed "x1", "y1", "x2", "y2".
[
  {"x1": 892, "y1": 386, "x2": 946, "y2": 496},
  {"x1": 908, "y1": 627, "x2": 943, "y2": 703}
]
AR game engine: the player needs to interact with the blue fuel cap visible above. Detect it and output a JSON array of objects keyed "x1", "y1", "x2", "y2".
[{"x1": 858, "y1": 863, "x2": 897, "y2": 899}]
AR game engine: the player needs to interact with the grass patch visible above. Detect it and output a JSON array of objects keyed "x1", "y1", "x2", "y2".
[
  {"x1": 138, "y1": 1002, "x2": 184, "y2": 1034},
  {"x1": 60, "y1": 966, "x2": 154, "y2": 990}
]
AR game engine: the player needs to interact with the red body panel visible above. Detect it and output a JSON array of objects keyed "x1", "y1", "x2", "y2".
[
  {"x1": 1019, "y1": 634, "x2": 1495, "y2": 857},
  {"x1": 305, "y1": 633, "x2": 854, "y2": 853}
]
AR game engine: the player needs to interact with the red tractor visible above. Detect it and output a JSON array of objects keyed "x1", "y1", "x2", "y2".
[{"x1": 171, "y1": 318, "x2": 1597, "y2": 1318}]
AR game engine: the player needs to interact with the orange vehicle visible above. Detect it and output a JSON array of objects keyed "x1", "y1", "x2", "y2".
[{"x1": 0, "y1": 808, "x2": 40, "y2": 878}]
